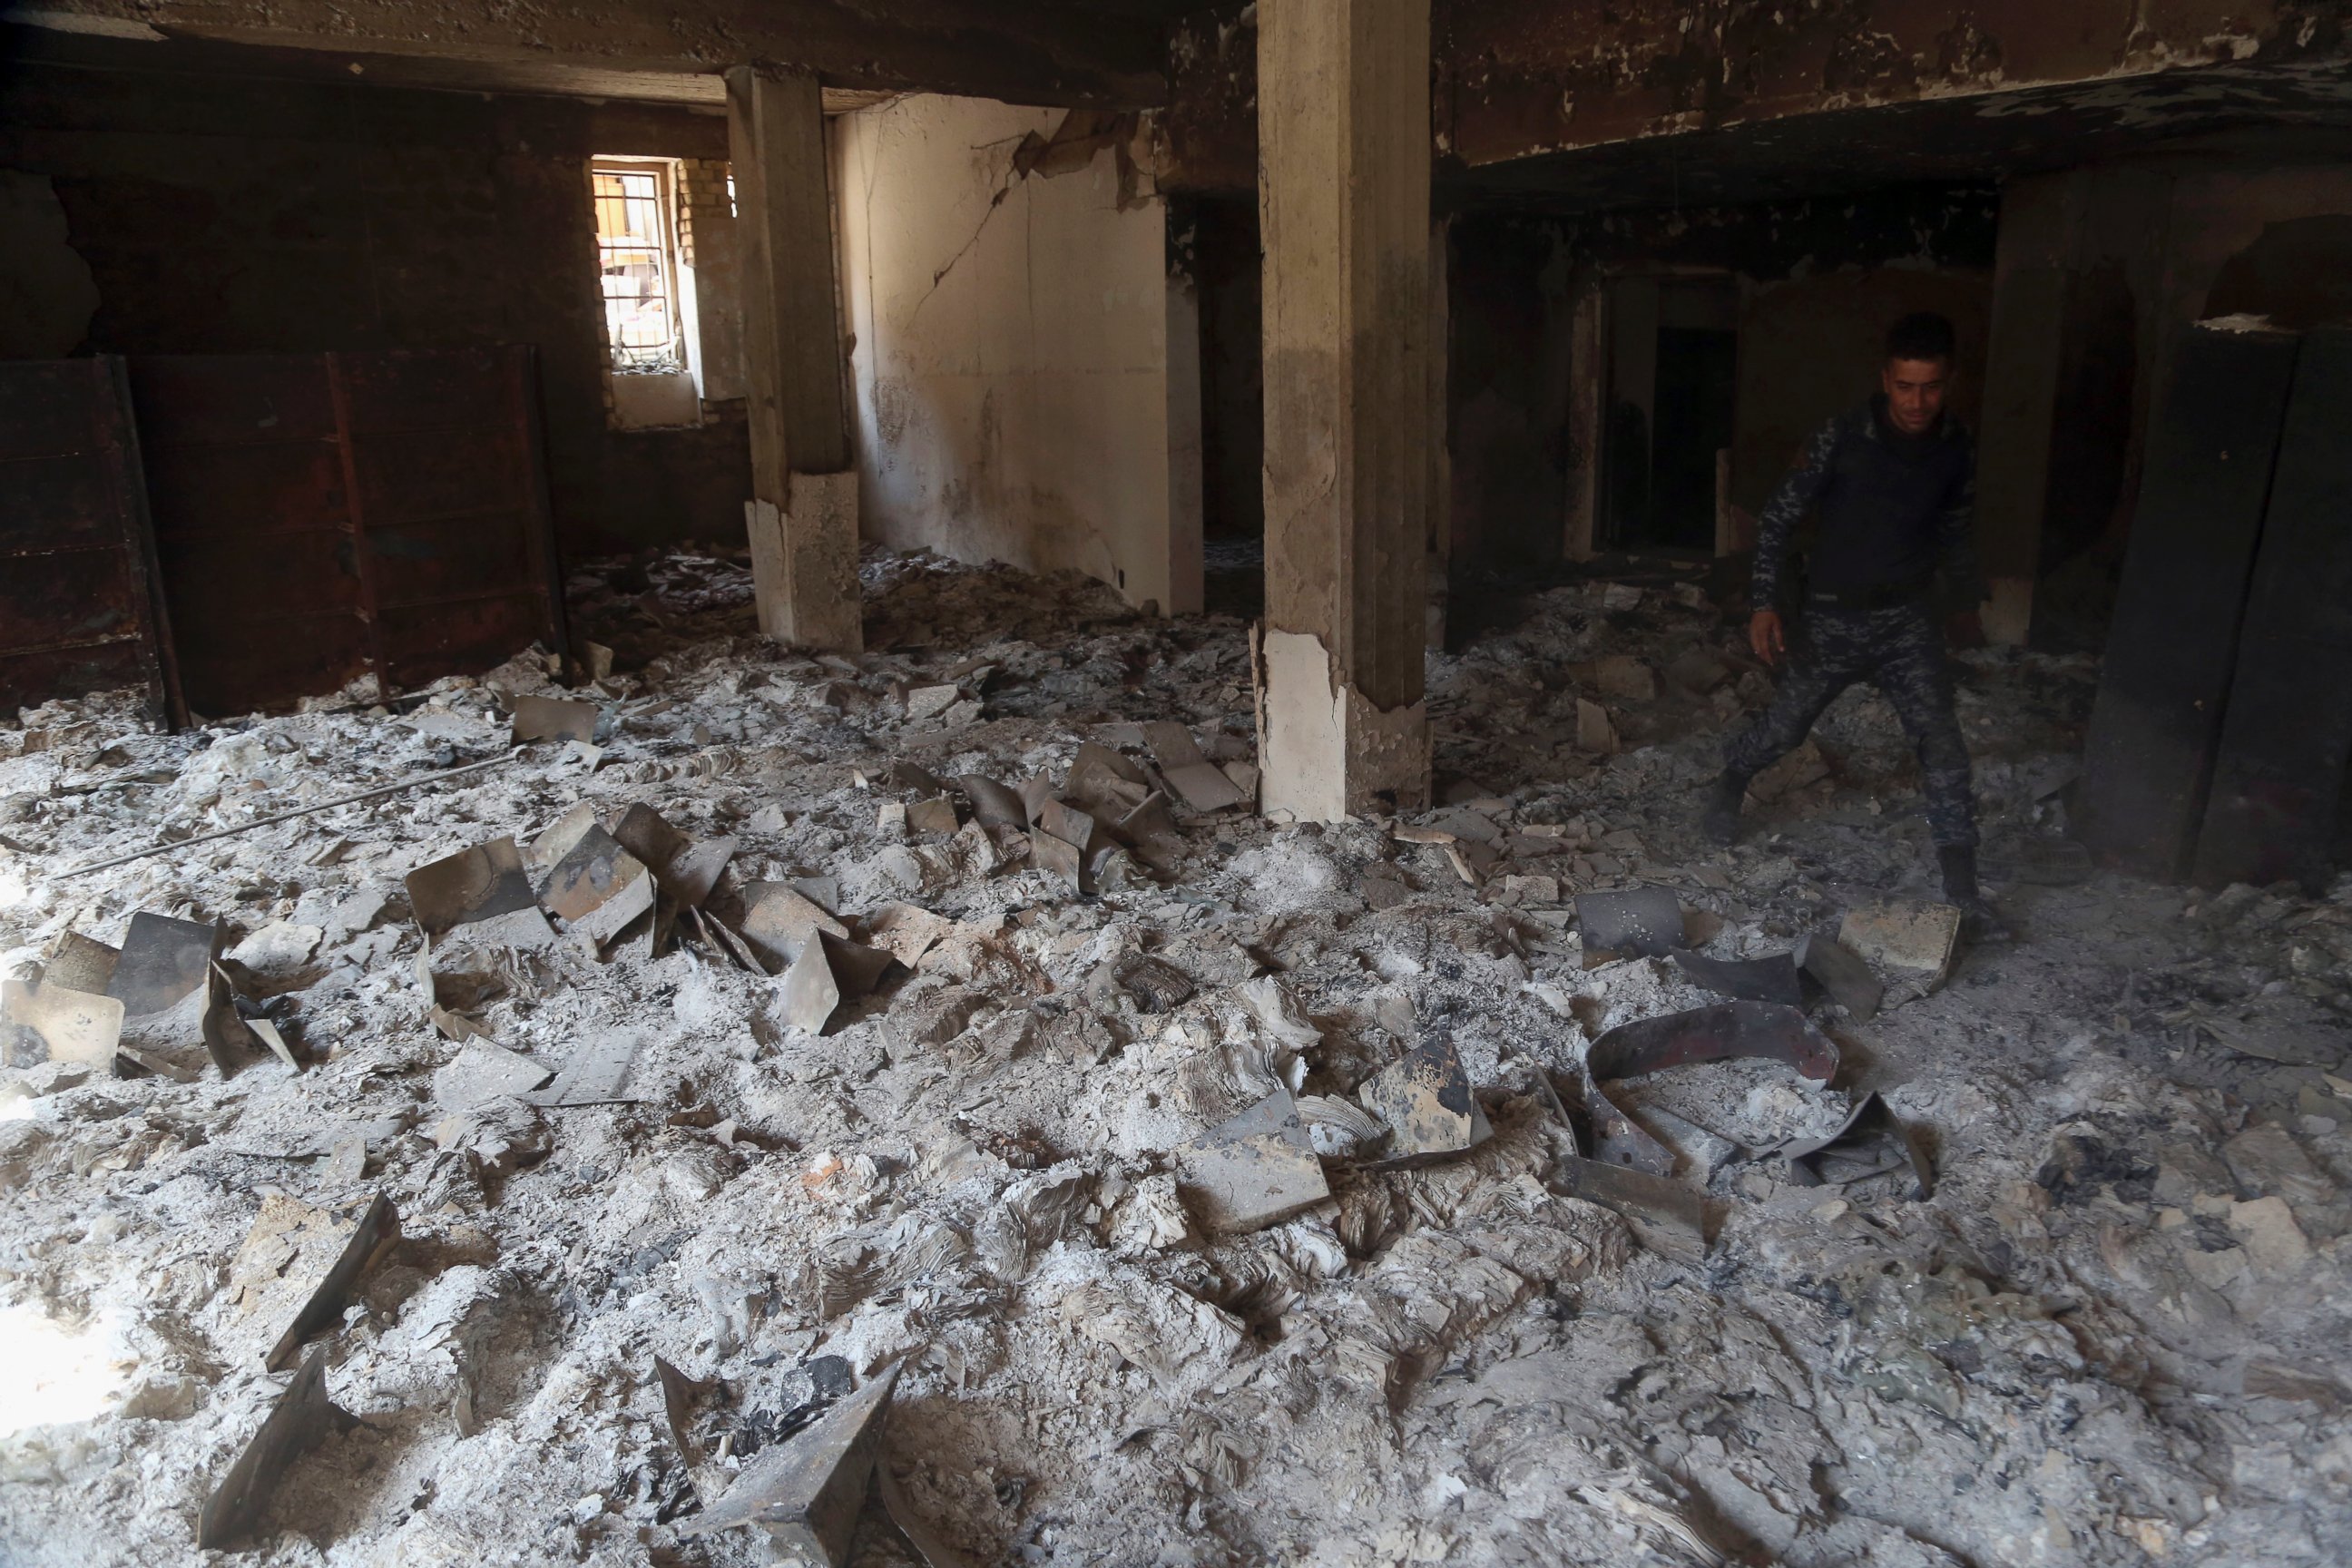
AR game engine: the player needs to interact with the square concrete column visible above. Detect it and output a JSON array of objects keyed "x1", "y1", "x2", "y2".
[
  {"x1": 1253, "y1": 0, "x2": 1434, "y2": 821},
  {"x1": 726, "y1": 65, "x2": 862, "y2": 652}
]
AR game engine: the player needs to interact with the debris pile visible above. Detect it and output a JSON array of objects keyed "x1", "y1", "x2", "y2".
[{"x1": 1, "y1": 546, "x2": 2347, "y2": 1565}]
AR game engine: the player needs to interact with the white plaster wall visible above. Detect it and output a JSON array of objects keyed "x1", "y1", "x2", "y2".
[{"x1": 835, "y1": 94, "x2": 1198, "y2": 613}]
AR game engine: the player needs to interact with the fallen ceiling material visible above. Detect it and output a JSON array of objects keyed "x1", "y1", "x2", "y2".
[{"x1": 5, "y1": 545, "x2": 2344, "y2": 1565}]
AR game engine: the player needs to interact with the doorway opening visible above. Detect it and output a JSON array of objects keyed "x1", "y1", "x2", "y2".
[{"x1": 1603, "y1": 275, "x2": 1739, "y2": 555}]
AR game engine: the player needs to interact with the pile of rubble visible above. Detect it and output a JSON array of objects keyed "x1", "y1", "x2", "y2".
[{"x1": 2, "y1": 546, "x2": 2347, "y2": 1566}]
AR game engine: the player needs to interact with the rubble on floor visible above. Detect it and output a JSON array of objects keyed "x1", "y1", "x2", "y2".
[{"x1": 1, "y1": 544, "x2": 2348, "y2": 1566}]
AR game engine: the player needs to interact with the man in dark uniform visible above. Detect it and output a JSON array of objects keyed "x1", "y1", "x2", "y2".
[{"x1": 1700, "y1": 311, "x2": 2003, "y2": 936}]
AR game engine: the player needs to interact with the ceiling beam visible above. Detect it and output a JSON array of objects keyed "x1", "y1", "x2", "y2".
[{"x1": 3, "y1": 0, "x2": 1172, "y2": 108}]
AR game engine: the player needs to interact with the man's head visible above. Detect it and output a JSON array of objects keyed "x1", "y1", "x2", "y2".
[{"x1": 1880, "y1": 311, "x2": 1955, "y2": 436}]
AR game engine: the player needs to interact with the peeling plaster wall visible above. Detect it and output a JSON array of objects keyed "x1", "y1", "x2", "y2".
[
  {"x1": 0, "y1": 62, "x2": 750, "y2": 556},
  {"x1": 837, "y1": 93, "x2": 1195, "y2": 614}
]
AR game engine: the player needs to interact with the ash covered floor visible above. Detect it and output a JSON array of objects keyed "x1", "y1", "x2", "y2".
[{"x1": 2, "y1": 549, "x2": 2348, "y2": 1567}]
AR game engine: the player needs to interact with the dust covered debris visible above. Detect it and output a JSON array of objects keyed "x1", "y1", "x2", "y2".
[{"x1": 0, "y1": 546, "x2": 2347, "y2": 1566}]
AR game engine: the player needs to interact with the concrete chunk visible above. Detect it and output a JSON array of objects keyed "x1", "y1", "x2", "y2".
[{"x1": 1838, "y1": 901, "x2": 1962, "y2": 990}]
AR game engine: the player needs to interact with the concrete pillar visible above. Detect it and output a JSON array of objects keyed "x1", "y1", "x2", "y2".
[
  {"x1": 1164, "y1": 266, "x2": 1208, "y2": 617},
  {"x1": 725, "y1": 65, "x2": 862, "y2": 652},
  {"x1": 1426, "y1": 215, "x2": 1451, "y2": 652},
  {"x1": 1253, "y1": 0, "x2": 1433, "y2": 822}
]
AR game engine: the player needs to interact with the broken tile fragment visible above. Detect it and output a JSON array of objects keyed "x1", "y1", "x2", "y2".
[
  {"x1": 740, "y1": 882, "x2": 850, "y2": 970},
  {"x1": 535, "y1": 827, "x2": 656, "y2": 946},
  {"x1": 1037, "y1": 799, "x2": 1097, "y2": 854},
  {"x1": 906, "y1": 796, "x2": 960, "y2": 836},
  {"x1": 681, "y1": 1365, "x2": 900, "y2": 1563},
  {"x1": 407, "y1": 838, "x2": 538, "y2": 939},
  {"x1": 905, "y1": 684, "x2": 961, "y2": 721},
  {"x1": 1112, "y1": 791, "x2": 1183, "y2": 871},
  {"x1": 1574, "y1": 699, "x2": 1617, "y2": 755},
  {"x1": 509, "y1": 692, "x2": 599, "y2": 745},
  {"x1": 1780, "y1": 1093, "x2": 1934, "y2": 1198},
  {"x1": 1173, "y1": 1087, "x2": 1329, "y2": 1233},
  {"x1": 1144, "y1": 721, "x2": 1248, "y2": 812},
  {"x1": 889, "y1": 760, "x2": 946, "y2": 794},
  {"x1": 44, "y1": 930, "x2": 120, "y2": 995},
  {"x1": 1065, "y1": 741, "x2": 1150, "y2": 813},
  {"x1": 434, "y1": 1038, "x2": 554, "y2": 1110},
  {"x1": 105, "y1": 912, "x2": 222, "y2": 1071},
  {"x1": 524, "y1": 1031, "x2": 642, "y2": 1107},
  {"x1": 3, "y1": 978, "x2": 124, "y2": 1069},
  {"x1": 1795, "y1": 931, "x2": 1883, "y2": 1022},
  {"x1": 197, "y1": 1348, "x2": 356, "y2": 1551},
  {"x1": 954, "y1": 773, "x2": 1027, "y2": 827},
  {"x1": 1031, "y1": 827, "x2": 1084, "y2": 892},
  {"x1": 1670, "y1": 949, "x2": 1802, "y2": 1006},
  {"x1": 867, "y1": 902, "x2": 955, "y2": 968},
  {"x1": 265, "y1": 1192, "x2": 399, "y2": 1371},
  {"x1": 1574, "y1": 886, "x2": 1682, "y2": 958},
  {"x1": 1358, "y1": 1037, "x2": 1493, "y2": 1165},
  {"x1": 1593, "y1": 655, "x2": 1657, "y2": 702},
  {"x1": 106, "y1": 911, "x2": 219, "y2": 1016},
  {"x1": 779, "y1": 936, "x2": 893, "y2": 1035}
]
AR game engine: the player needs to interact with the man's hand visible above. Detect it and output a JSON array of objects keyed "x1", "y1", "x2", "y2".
[{"x1": 1749, "y1": 610, "x2": 1786, "y2": 667}]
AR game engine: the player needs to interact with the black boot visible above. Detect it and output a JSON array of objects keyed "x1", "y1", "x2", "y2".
[
  {"x1": 1700, "y1": 772, "x2": 1749, "y2": 847},
  {"x1": 1938, "y1": 845, "x2": 2011, "y2": 942}
]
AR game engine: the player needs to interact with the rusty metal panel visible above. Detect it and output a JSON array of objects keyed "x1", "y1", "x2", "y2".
[
  {"x1": 130, "y1": 354, "x2": 373, "y2": 718},
  {"x1": 2193, "y1": 327, "x2": 2352, "y2": 892},
  {"x1": 0, "y1": 358, "x2": 179, "y2": 725},
  {"x1": 335, "y1": 347, "x2": 568, "y2": 692},
  {"x1": 127, "y1": 348, "x2": 566, "y2": 715}
]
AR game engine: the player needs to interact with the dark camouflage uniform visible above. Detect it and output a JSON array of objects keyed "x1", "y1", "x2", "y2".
[
  {"x1": 1726, "y1": 400, "x2": 1981, "y2": 849},
  {"x1": 1724, "y1": 601, "x2": 1977, "y2": 848}
]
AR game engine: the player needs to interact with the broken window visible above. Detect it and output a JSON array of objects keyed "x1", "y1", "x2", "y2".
[{"x1": 593, "y1": 161, "x2": 685, "y2": 374}]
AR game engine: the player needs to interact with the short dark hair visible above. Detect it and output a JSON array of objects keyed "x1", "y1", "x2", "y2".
[{"x1": 1885, "y1": 311, "x2": 1956, "y2": 365}]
